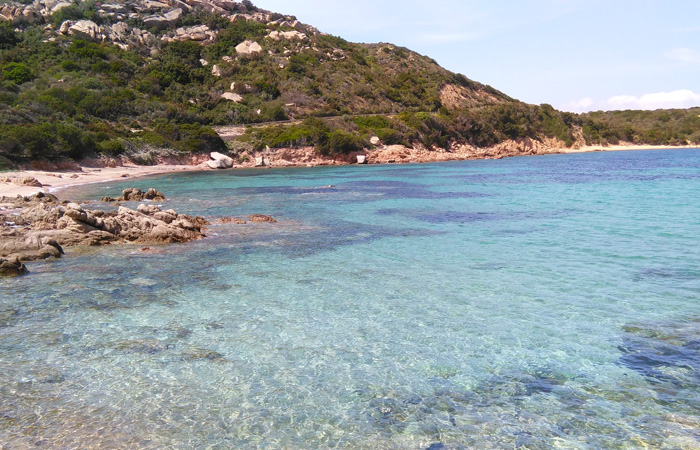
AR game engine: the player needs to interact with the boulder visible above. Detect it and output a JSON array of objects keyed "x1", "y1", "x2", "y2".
[
  {"x1": 110, "y1": 21, "x2": 130, "y2": 39},
  {"x1": 163, "y1": 8, "x2": 183, "y2": 23},
  {"x1": 255, "y1": 156, "x2": 267, "y2": 167},
  {"x1": 370, "y1": 136, "x2": 381, "y2": 146},
  {"x1": 210, "y1": 152, "x2": 234, "y2": 168},
  {"x1": 221, "y1": 92, "x2": 243, "y2": 102},
  {"x1": 211, "y1": 64, "x2": 222, "y2": 77},
  {"x1": 235, "y1": 40, "x2": 262, "y2": 56},
  {"x1": 144, "y1": 188, "x2": 165, "y2": 201},
  {"x1": 143, "y1": 15, "x2": 169, "y2": 27},
  {"x1": 199, "y1": 58, "x2": 209, "y2": 66},
  {"x1": 205, "y1": 159, "x2": 225, "y2": 169},
  {"x1": 68, "y1": 20, "x2": 104, "y2": 41},
  {"x1": 50, "y1": 1, "x2": 72, "y2": 13}
]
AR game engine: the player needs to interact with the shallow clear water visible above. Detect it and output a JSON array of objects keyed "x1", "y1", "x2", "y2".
[{"x1": 2, "y1": 149, "x2": 700, "y2": 449}]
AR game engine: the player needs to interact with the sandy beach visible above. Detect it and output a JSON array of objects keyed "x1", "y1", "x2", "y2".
[
  {"x1": 0, "y1": 144, "x2": 695, "y2": 200},
  {"x1": 0, "y1": 163, "x2": 208, "y2": 199}
]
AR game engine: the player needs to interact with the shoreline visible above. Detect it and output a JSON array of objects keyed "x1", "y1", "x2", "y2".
[{"x1": 0, "y1": 144, "x2": 695, "y2": 199}]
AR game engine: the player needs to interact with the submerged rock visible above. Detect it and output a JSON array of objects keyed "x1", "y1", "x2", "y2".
[{"x1": 181, "y1": 347, "x2": 225, "y2": 361}]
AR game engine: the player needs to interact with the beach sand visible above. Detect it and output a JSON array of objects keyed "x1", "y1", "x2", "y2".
[{"x1": 0, "y1": 164, "x2": 207, "y2": 199}]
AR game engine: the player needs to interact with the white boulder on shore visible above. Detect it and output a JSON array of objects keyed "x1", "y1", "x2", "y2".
[{"x1": 207, "y1": 152, "x2": 234, "y2": 169}]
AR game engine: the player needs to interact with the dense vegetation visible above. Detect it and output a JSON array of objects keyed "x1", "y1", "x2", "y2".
[
  {"x1": 0, "y1": 1, "x2": 698, "y2": 168},
  {"x1": 580, "y1": 108, "x2": 700, "y2": 146}
]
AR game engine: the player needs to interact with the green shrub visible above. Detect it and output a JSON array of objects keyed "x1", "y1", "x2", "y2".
[
  {"x1": 98, "y1": 139, "x2": 125, "y2": 156},
  {"x1": 2, "y1": 63, "x2": 33, "y2": 84},
  {"x1": 0, "y1": 22, "x2": 19, "y2": 49},
  {"x1": 60, "y1": 60, "x2": 82, "y2": 72},
  {"x1": 68, "y1": 40, "x2": 108, "y2": 61}
]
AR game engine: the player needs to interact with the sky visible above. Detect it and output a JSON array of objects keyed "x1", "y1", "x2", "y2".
[{"x1": 252, "y1": 0, "x2": 700, "y2": 112}]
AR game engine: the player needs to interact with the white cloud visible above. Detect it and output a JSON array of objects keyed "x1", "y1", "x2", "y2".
[
  {"x1": 561, "y1": 90, "x2": 700, "y2": 112},
  {"x1": 666, "y1": 48, "x2": 700, "y2": 65},
  {"x1": 608, "y1": 90, "x2": 700, "y2": 110},
  {"x1": 560, "y1": 97, "x2": 594, "y2": 112}
]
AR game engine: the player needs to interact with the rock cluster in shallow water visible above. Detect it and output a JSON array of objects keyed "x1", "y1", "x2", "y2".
[{"x1": 0, "y1": 189, "x2": 208, "y2": 276}]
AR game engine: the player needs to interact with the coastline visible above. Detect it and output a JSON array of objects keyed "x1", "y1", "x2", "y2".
[{"x1": 0, "y1": 143, "x2": 695, "y2": 199}]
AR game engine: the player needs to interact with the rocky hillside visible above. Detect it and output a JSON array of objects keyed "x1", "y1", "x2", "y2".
[{"x1": 0, "y1": 0, "x2": 698, "y2": 167}]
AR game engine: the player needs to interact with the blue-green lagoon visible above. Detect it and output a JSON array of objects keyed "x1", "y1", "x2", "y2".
[{"x1": 2, "y1": 149, "x2": 699, "y2": 448}]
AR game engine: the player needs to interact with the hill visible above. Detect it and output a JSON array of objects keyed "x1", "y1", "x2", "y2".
[{"x1": 0, "y1": 0, "x2": 698, "y2": 169}]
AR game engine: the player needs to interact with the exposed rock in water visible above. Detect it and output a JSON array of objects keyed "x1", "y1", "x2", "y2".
[
  {"x1": 248, "y1": 214, "x2": 276, "y2": 223},
  {"x1": 0, "y1": 192, "x2": 208, "y2": 276},
  {"x1": 0, "y1": 257, "x2": 28, "y2": 276},
  {"x1": 216, "y1": 217, "x2": 247, "y2": 224},
  {"x1": 101, "y1": 187, "x2": 166, "y2": 202}
]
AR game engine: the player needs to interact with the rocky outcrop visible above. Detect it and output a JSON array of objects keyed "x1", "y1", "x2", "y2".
[
  {"x1": 0, "y1": 192, "x2": 209, "y2": 276},
  {"x1": 164, "y1": 24, "x2": 217, "y2": 43},
  {"x1": 1, "y1": 176, "x2": 42, "y2": 187},
  {"x1": 266, "y1": 30, "x2": 307, "y2": 41}
]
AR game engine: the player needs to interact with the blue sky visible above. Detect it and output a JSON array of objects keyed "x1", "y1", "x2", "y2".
[{"x1": 253, "y1": 0, "x2": 700, "y2": 112}]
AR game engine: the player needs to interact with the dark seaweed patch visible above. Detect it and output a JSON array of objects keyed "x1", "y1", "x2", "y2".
[
  {"x1": 376, "y1": 208, "x2": 558, "y2": 225},
  {"x1": 618, "y1": 321, "x2": 700, "y2": 387},
  {"x1": 633, "y1": 268, "x2": 700, "y2": 283}
]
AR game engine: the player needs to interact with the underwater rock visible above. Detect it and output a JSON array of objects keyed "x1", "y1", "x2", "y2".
[
  {"x1": 0, "y1": 307, "x2": 20, "y2": 326},
  {"x1": 114, "y1": 339, "x2": 167, "y2": 354},
  {"x1": 618, "y1": 320, "x2": 700, "y2": 386},
  {"x1": 29, "y1": 367, "x2": 65, "y2": 384},
  {"x1": 181, "y1": 347, "x2": 225, "y2": 361}
]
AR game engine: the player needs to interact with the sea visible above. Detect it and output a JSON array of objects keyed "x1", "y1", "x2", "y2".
[{"x1": 1, "y1": 148, "x2": 699, "y2": 449}]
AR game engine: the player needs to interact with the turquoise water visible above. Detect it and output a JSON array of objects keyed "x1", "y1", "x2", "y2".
[{"x1": 2, "y1": 149, "x2": 700, "y2": 449}]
